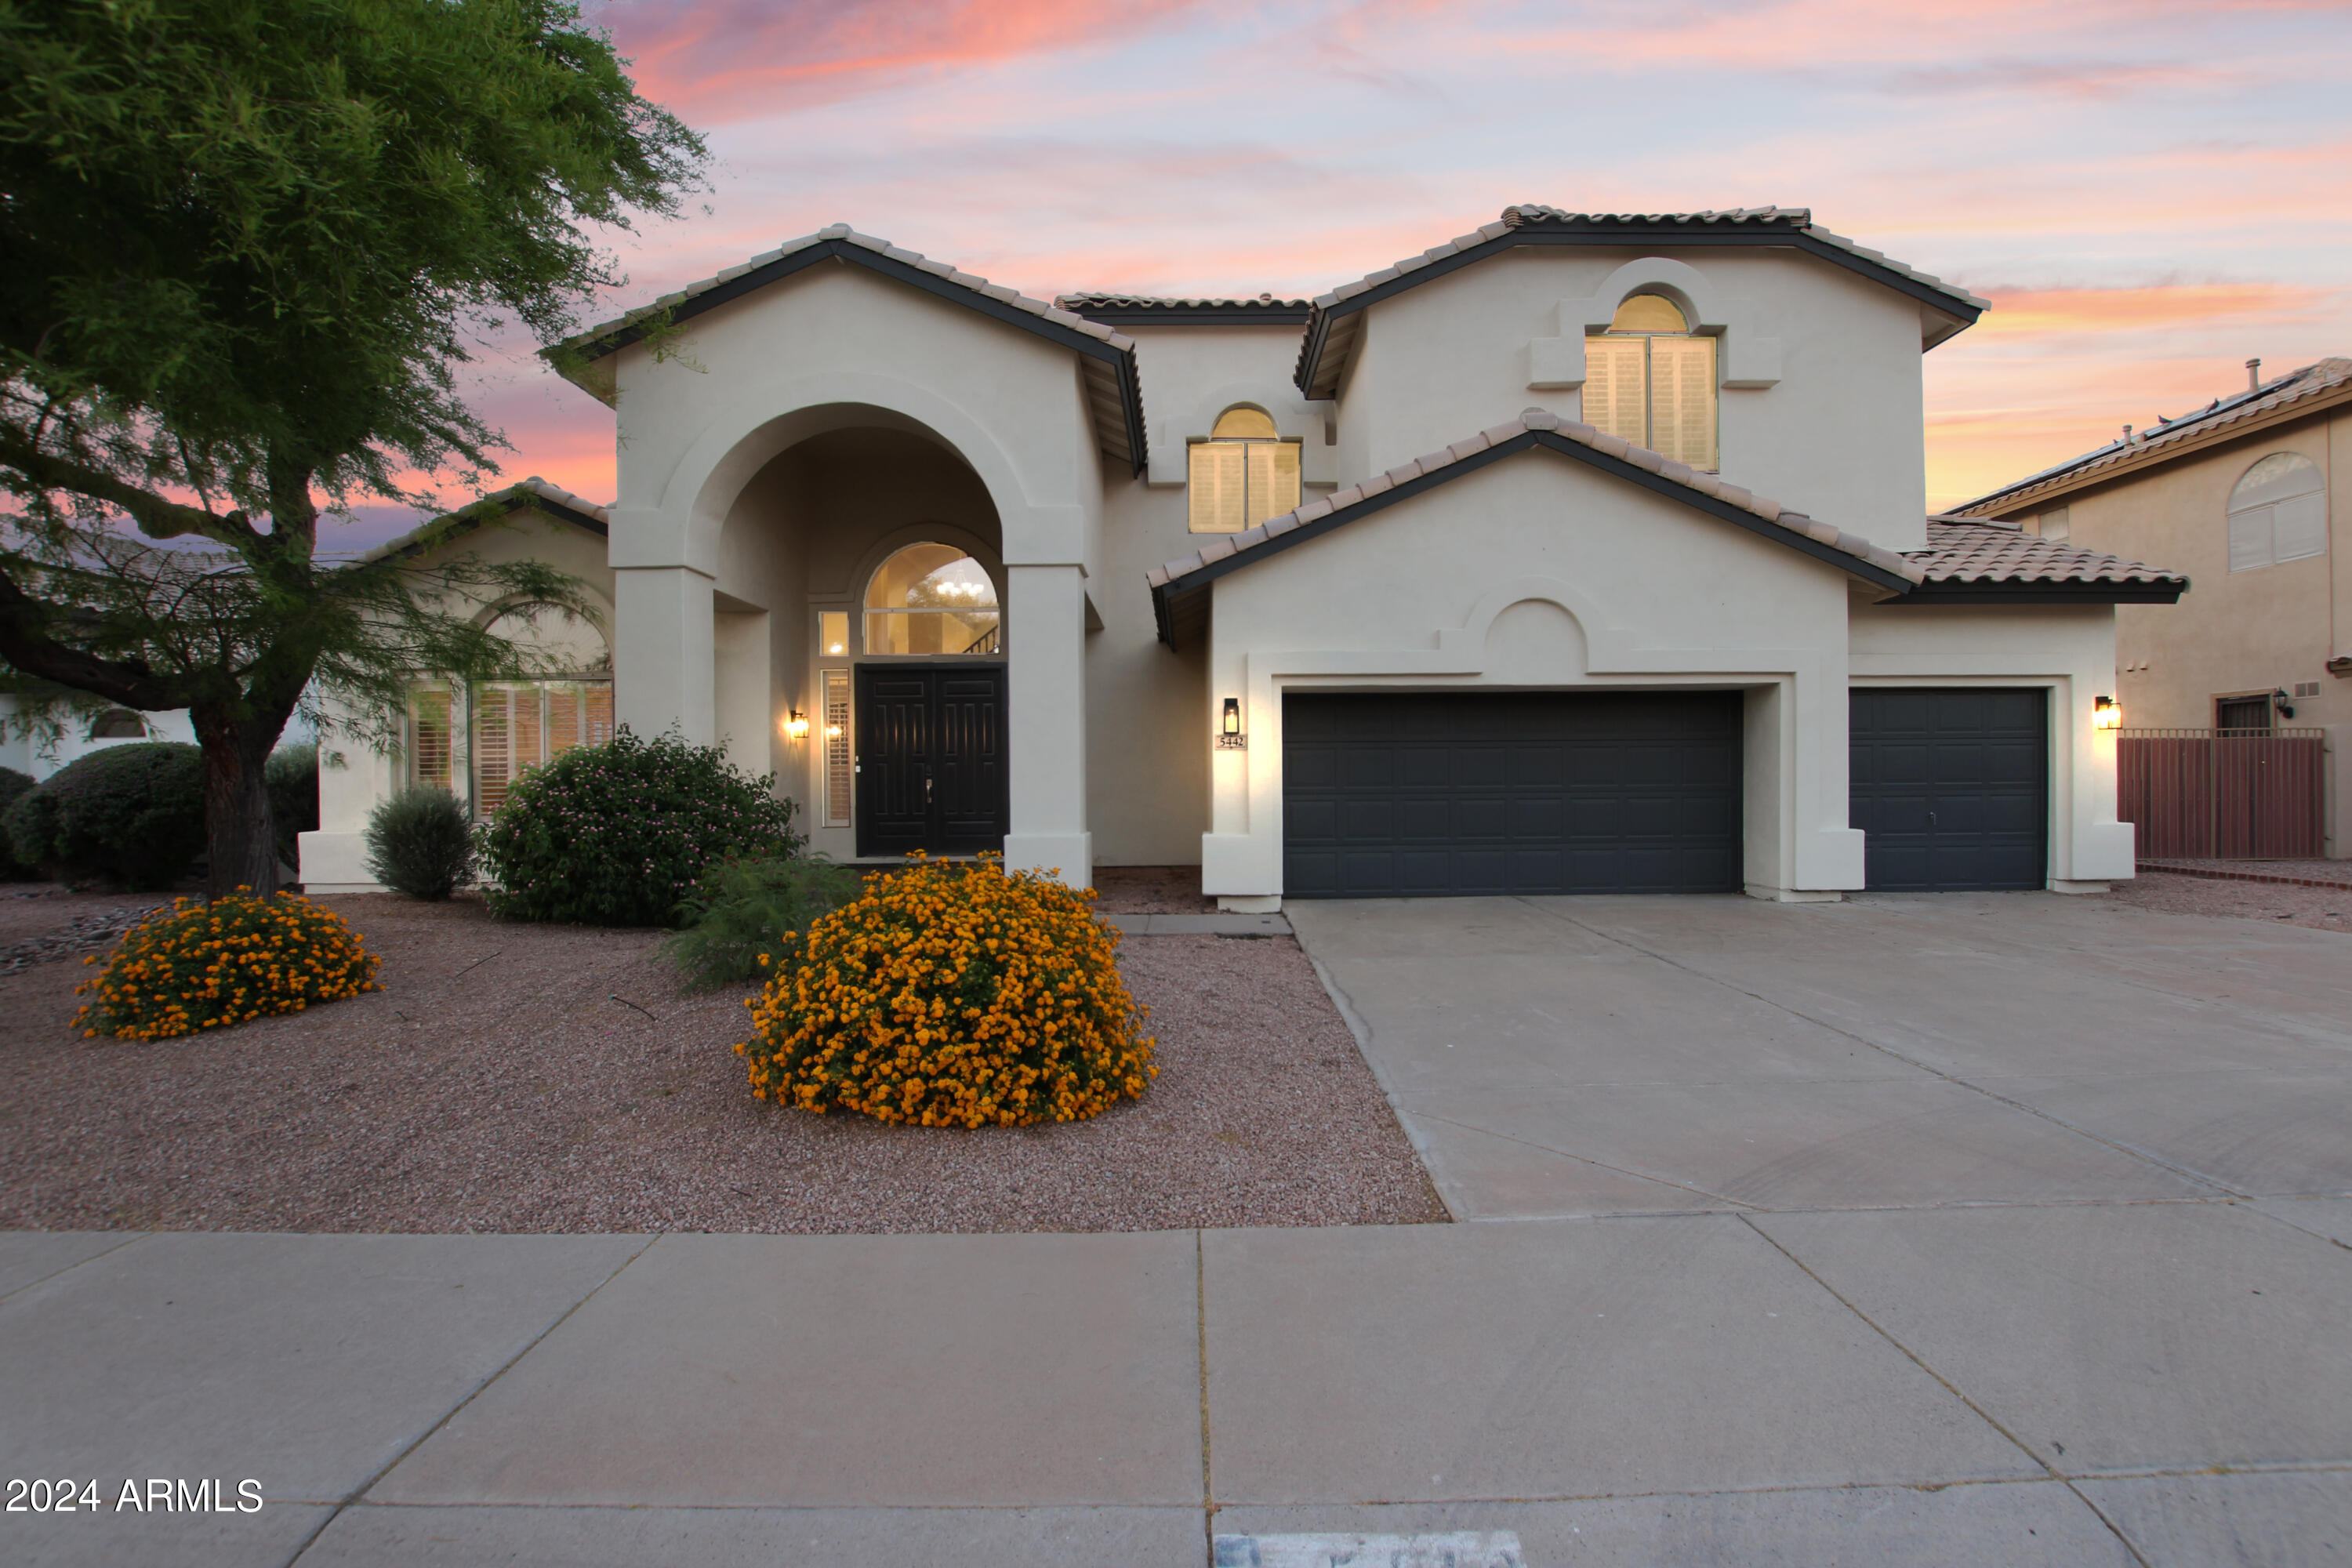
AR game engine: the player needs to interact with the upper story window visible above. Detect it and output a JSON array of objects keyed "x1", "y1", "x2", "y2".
[
  {"x1": 1189, "y1": 406, "x2": 1301, "y2": 534},
  {"x1": 87, "y1": 708, "x2": 146, "y2": 739},
  {"x1": 865, "y1": 543, "x2": 1001, "y2": 655},
  {"x1": 2227, "y1": 452, "x2": 2326, "y2": 572},
  {"x1": 1584, "y1": 294, "x2": 1718, "y2": 471}
]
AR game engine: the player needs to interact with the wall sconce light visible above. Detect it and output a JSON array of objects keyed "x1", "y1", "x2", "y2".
[
  {"x1": 2273, "y1": 688, "x2": 2296, "y2": 720},
  {"x1": 2092, "y1": 695, "x2": 2122, "y2": 731},
  {"x1": 783, "y1": 709, "x2": 810, "y2": 741},
  {"x1": 1217, "y1": 696, "x2": 1247, "y2": 750}
]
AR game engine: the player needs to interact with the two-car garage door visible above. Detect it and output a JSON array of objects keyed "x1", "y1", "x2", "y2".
[
  {"x1": 1281, "y1": 687, "x2": 2049, "y2": 898},
  {"x1": 1283, "y1": 691, "x2": 1744, "y2": 898}
]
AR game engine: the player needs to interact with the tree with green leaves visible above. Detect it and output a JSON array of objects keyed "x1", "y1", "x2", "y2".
[{"x1": 0, "y1": 0, "x2": 703, "y2": 895}]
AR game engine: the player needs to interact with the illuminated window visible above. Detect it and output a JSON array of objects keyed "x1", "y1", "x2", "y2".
[
  {"x1": 864, "y1": 544, "x2": 1000, "y2": 656},
  {"x1": 2227, "y1": 452, "x2": 2326, "y2": 572},
  {"x1": 822, "y1": 668, "x2": 851, "y2": 828},
  {"x1": 1584, "y1": 294, "x2": 1718, "y2": 470},
  {"x1": 405, "y1": 684, "x2": 455, "y2": 790},
  {"x1": 1189, "y1": 407, "x2": 1301, "y2": 533},
  {"x1": 818, "y1": 610, "x2": 849, "y2": 658},
  {"x1": 473, "y1": 681, "x2": 612, "y2": 815}
]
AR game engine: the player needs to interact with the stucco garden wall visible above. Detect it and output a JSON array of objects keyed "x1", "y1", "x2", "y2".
[{"x1": 1197, "y1": 452, "x2": 1868, "y2": 905}]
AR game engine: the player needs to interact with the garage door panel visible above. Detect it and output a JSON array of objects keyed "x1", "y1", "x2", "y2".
[
  {"x1": 1284, "y1": 691, "x2": 1743, "y2": 898},
  {"x1": 1851, "y1": 688, "x2": 2047, "y2": 891}
]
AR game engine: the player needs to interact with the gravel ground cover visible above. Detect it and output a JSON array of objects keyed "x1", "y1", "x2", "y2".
[
  {"x1": 0, "y1": 893, "x2": 1443, "y2": 1234},
  {"x1": 1091, "y1": 866, "x2": 1217, "y2": 914},
  {"x1": 2135, "y1": 857, "x2": 2352, "y2": 889},
  {"x1": 2108, "y1": 870, "x2": 2352, "y2": 935}
]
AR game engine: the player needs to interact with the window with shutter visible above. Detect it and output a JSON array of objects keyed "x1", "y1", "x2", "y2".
[
  {"x1": 470, "y1": 680, "x2": 613, "y2": 816},
  {"x1": 1188, "y1": 406, "x2": 1302, "y2": 532},
  {"x1": 2227, "y1": 452, "x2": 2326, "y2": 572},
  {"x1": 822, "y1": 668, "x2": 852, "y2": 828},
  {"x1": 1584, "y1": 295, "x2": 1718, "y2": 471},
  {"x1": 408, "y1": 684, "x2": 454, "y2": 790}
]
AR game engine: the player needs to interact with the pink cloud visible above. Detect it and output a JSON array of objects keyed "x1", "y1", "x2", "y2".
[{"x1": 604, "y1": 0, "x2": 1210, "y2": 121}]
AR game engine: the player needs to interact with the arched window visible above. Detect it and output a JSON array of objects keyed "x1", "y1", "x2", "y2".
[
  {"x1": 1188, "y1": 406, "x2": 1301, "y2": 534},
  {"x1": 1584, "y1": 293, "x2": 1718, "y2": 471},
  {"x1": 864, "y1": 543, "x2": 1001, "y2": 655},
  {"x1": 2227, "y1": 452, "x2": 2326, "y2": 572},
  {"x1": 463, "y1": 604, "x2": 613, "y2": 816},
  {"x1": 87, "y1": 708, "x2": 146, "y2": 739}
]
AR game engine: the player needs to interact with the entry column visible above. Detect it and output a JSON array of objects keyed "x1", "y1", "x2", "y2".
[
  {"x1": 613, "y1": 564, "x2": 716, "y2": 747},
  {"x1": 1003, "y1": 562, "x2": 1091, "y2": 887}
]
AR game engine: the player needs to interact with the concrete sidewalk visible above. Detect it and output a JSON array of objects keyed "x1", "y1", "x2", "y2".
[{"x1": 4, "y1": 1214, "x2": 2347, "y2": 1566}]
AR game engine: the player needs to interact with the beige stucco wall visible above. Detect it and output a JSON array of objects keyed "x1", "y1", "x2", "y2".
[
  {"x1": 1198, "y1": 451, "x2": 1869, "y2": 902},
  {"x1": 1848, "y1": 598, "x2": 2133, "y2": 884},
  {"x1": 1332, "y1": 248, "x2": 1934, "y2": 553},
  {"x1": 1992, "y1": 405, "x2": 2345, "y2": 733}
]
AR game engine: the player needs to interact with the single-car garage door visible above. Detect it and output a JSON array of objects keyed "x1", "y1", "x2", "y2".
[
  {"x1": 1283, "y1": 691, "x2": 1744, "y2": 898},
  {"x1": 1849, "y1": 688, "x2": 2047, "y2": 891}
]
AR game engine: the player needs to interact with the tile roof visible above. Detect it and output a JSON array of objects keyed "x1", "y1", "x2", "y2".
[
  {"x1": 1145, "y1": 409, "x2": 1924, "y2": 646},
  {"x1": 1955, "y1": 358, "x2": 2352, "y2": 517},
  {"x1": 1058, "y1": 294, "x2": 1310, "y2": 316},
  {"x1": 1905, "y1": 517, "x2": 2186, "y2": 591},
  {"x1": 543, "y1": 225, "x2": 1147, "y2": 474},
  {"x1": 1501, "y1": 207, "x2": 1991, "y2": 314}
]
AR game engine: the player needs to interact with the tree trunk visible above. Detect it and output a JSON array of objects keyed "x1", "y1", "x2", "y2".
[{"x1": 195, "y1": 717, "x2": 283, "y2": 901}]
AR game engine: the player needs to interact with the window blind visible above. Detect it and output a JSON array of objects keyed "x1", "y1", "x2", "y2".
[
  {"x1": 409, "y1": 685, "x2": 453, "y2": 789},
  {"x1": 1244, "y1": 440, "x2": 1301, "y2": 528},
  {"x1": 1650, "y1": 336, "x2": 1718, "y2": 470},
  {"x1": 1189, "y1": 441, "x2": 1247, "y2": 532},
  {"x1": 1583, "y1": 336, "x2": 1648, "y2": 448},
  {"x1": 823, "y1": 668, "x2": 851, "y2": 828}
]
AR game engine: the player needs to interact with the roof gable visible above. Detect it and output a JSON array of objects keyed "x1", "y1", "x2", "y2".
[
  {"x1": 1145, "y1": 409, "x2": 1923, "y2": 648},
  {"x1": 1295, "y1": 206, "x2": 1990, "y2": 400},
  {"x1": 546, "y1": 227, "x2": 1148, "y2": 476},
  {"x1": 372, "y1": 477, "x2": 608, "y2": 564}
]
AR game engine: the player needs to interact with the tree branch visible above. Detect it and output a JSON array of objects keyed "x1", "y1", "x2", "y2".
[
  {"x1": 0, "y1": 429, "x2": 260, "y2": 549},
  {"x1": 0, "y1": 566, "x2": 188, "y2": 710}
]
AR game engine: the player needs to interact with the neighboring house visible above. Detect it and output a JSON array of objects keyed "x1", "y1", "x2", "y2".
[
  {"x1": 0, "y1": 700, "x2": 198, "y2": 781},
  {"x1": 1956, "y1": 358, "x2": 2348, "y2": 856},
  {"x1": 300, "y1": 207, "x2": 2186, "y2": 903}
]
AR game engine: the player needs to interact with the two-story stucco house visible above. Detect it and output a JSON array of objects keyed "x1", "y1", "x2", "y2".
[{"x1": 298, "y1": 206, "x2": 2187, "y2": 904}]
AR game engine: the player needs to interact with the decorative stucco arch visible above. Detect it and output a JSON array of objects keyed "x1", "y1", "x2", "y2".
[
  {"x1": 612, "y1": 370, "x2": 1061, "y2": 575},
  {"x1": 1527, "y1": 256, "x2": 1783, "y2": 393}
]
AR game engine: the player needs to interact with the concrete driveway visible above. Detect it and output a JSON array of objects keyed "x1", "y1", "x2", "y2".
[{"x1": 1288, "y1": 891, "x2": 2352, "y2": 1221}]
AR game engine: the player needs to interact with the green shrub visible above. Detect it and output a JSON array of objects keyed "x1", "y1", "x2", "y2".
[
  {"x1": 0, "y1": 766, "x2": 37, "y2": 875},
  {"x1": 662, "y1": 854, "x2": 860, "y2": 991},
  {"x1": 364, "y1": 787, "x2": 476, "y2": 899},
  {"x1": 479, "y1": 728, "x2": 800, "y2": 927},
  {"x1": 3, "y1": 742, "x2": 205, "y2": 890},
  {"x1": 267, "y1": 744, "x2": 320, "y2": 868}
]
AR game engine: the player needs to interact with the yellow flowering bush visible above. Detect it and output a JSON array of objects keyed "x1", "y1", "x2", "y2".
[
  {"x1": 74, "y1": 891, "x2": 382, "y2": 1041},
  {"x1": 735, "y1": 854, "x2": 1155, "y2": 1127}
]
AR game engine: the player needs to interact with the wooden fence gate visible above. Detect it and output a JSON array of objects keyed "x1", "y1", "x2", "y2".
[{"x1": 2117, "y1": 728, "x2": 2326, "y2": 858}]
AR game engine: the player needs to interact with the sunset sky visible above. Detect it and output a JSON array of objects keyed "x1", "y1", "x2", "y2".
[{"x1": 372, "y1": 0, "x2": 2351, "y2": 546}]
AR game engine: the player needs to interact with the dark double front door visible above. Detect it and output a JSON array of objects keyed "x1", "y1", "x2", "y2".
[{"x1": 854, "y1": 663, "x2": 1008, "y2": 857}]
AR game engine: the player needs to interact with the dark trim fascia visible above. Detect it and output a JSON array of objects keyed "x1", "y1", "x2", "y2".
[
  {"x1": 566, "y1": 239, "x2": 1149, "y2": 477},
  {"x1": 1069, "y1": 304, "x2": 1313, "y2": 327},
  {"x1": 1294, "y1": 227, "x2": 1982, "y2": 394},
  {"x1": 1894, "y1": 583, "x2": 2187, "y2": 604},
  {"x1": 1151, "y1": 428, "x2": 1917, "y2": 646}
]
